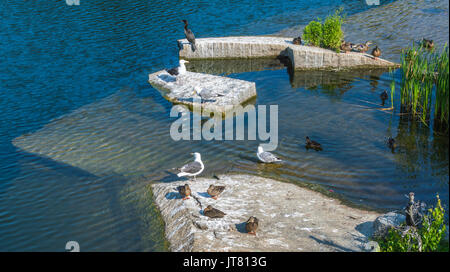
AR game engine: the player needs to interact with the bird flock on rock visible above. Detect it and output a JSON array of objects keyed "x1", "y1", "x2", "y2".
[{"x1": 163, "y1": 21, "x2": 433, "y2": 237}]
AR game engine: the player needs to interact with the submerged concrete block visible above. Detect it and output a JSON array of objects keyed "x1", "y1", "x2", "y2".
[
  {"x1": 152, "y1": 174, "x2": 380, "y2": 252},
  {"x1": 148, "y1": 70, "x2": 257, "y2": 115},
  {"x1": 178, "y1": 36, "x2": 400, "y2": 70}
]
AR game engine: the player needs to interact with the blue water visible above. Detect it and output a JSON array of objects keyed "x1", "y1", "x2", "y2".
[{"x1": 1, "y1": 0, "x2": 448, "y2": 251}]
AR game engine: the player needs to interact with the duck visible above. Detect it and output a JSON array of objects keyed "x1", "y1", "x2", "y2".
[
  {"x1": 245, "y1": 216, "x2": 259, "y2": 235},
  {"x1": 387, "y1": 137, "x2": 396, "y2": 150},
  {"x1": 372, "y1": 46, "x2": 381, "y2": 59},
  {"x1": 207, "y1": 185, "x2": 226, "y2": 200},
  {"x1": 293, "y1": 37, "x2": 302, "y2": 45},
  {"x1": 340, "y1": 41, "x2": 353, "y2": 53},
  {"x1": 182, "y1": 19, "x2": 196, "y2": 51},
  {"x1": 256, "y1": 145, "x2": 282, "y2": 163},
  {"x1": 380, "y1": 90, "x2": 388, "y2": 103},
  {"x1": 203, "y1": 205, "x2": 226, "y2": 218},
  {"x1": 305, "y1": 136, "x2": 322, "y2": 151},
  {"x1": 166, "y1": 59, "x2": 189, "y2": 76},
  {"x1": 354, "y1": 41, "x2": 372, "y2": 53},
  {"x1": 177, "y1": 184, "x2": 191, "y2": 200},
  {"x1": 176, "y1": 152, "x2": 204, "y2": 181},
  {"x1": 422, "y1": 39, "x2": 434, "y2": 49}
]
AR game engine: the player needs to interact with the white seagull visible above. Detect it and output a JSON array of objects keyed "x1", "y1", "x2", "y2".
[
  {"x1": 177, "y1": 152, "x2": 204, "y2": 180},
  {"x1": 193, "y1": 86, "x2": 225, "y2": 102},
  {"x1": 166, "y1": 59, "x2": 189, "y2": 76},
  {"x1": 257, "y1": 145, "x2": 282, "y2": 163}
]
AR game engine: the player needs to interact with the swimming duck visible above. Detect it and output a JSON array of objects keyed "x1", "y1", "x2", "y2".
[
  {"x1": 245, "y1": 216, "x2": 259, "y2": 235},
  {"x1": 380, "y1": 90, "x2": 388, "y2": 103},
  {"x1": 387, "y1": 137, "x2": 396, "y2": 150},
  {"x1": 340, "y1": 41, "x2": 353, "y2": 53},
  {"x1": 177, "y1": 184, "x2": 191, "y2": 200},
  {"x1": 422, "y1": 39, "x2": 434, "y2": 49},
  {"x1": 305, "y1": 136, "x2": 322, "y2": 151},
  {"x1": 257, "y1": 145, "x2": 282, "y2": 163},
  {"x1": 207, "y1": 185, "x2": 226, "y2": 200},
  {"x1": 293, "y1": 37, "x2": 302, "y2": 45},
  {"x1": 203, "y1": 205, "x2": 226, "y2": 218},
  {"x1": 182, "y1": 19, "x2": 196, "y2": 51},
  {"x1": 354, "y1": 41, "x2": 372, "y2": 53},
  {"x1": 166, "y1": 59, "x2": 189, "y2": 76},
  {"x1": 372, "y1": 46, "x2": 381, "y2": 59}
]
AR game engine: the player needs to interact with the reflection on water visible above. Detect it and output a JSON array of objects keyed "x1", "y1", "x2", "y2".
[{"x1": 1, "y1": 0, "x2": 448, "y2": 251}]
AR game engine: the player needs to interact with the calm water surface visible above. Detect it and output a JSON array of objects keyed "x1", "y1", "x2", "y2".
[{"x1": 0, "y1": 0, "x2": 448, "y2": 251}]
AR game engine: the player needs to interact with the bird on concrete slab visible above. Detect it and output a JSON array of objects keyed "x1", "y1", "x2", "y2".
[
  {"x1": 354, "y1": 41, "x2": 372, "y2": 53},
  {"x1": 176, "y1": 152, "x2": 204, "y2": 181},
  {"x1": 207, "y1": 185, "x2": 226, "y2": 200},
  {"x1": 177, "y1": 184, "x2": 191, "y2": 200},
  {"x1": 203, "y1": 205, "x2": 226, "y2": 218},
  {"x1": 182, "y1": 19, "x2": 196, "y2": 51},
  {"x1": 340, "y1": 41, "x2": 354, "y2": 53},
  {"x1": 166, "y1": 59, "x2": 189, "y2": 76},
  {"x1": 245, "y1": 216, "x2": 259, "y2": 235},
  {"x1": 293, "y1": 37, "x2": 302, "y2": 45},
  {"x1": 193, "y1": 86, "x2": 225, "y2": 102},
  {"x1": 372, "y1": 46, "x2": 381, "y2": 59}
]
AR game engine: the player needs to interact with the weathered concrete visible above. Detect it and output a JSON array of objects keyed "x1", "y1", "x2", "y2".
[
  {"x1": 152, "y1": 174, "x2": 381, "y2": 252},
  {"x1": 178, "y1": 36, "x2": 400, "y2": 70},
  {"x1": 148, "y1": 70, "x2": 257, "y2": 115}
]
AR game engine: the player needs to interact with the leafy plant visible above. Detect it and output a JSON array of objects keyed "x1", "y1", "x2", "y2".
[
  {"x1": 302, "y1": 19, "x2": 322, "y2": 47},
  {"x1": 377, "y1": 194, "x2": 448, "y2": 252},
  {"x1": 322, "y1": 8, "x2": 345, "y2": 52}
]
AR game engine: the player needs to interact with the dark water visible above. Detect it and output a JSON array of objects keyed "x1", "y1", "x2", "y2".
[{"x1": 1, "y1": 0, "x2": 448, "y2": 251}]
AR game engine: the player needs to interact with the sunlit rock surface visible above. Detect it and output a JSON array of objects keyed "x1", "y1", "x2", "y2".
[
  {"x1": 148, "y1": 70, "x2": 257, "y2": 115},
  {"x1": 178, "y1": 36, "x2": 399, "y2": 70},
  {"x1": 152, "y1": 174, "x2": 380, "y2": 252}
]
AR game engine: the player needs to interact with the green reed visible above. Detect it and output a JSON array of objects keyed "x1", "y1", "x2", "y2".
[{"x1": 400, "y1": 43, "x2": 449, "y2": 132}]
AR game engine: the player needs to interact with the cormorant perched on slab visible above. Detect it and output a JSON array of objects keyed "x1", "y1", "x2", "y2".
[{"x1": 182, "y1": 19, "x2": 196, "y2": 51}]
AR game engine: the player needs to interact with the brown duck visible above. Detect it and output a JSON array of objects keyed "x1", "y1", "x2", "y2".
[
  {"x1": 207, "y1": 185, "x2": 226, "y2": 200},
  {"x1": 177, "y1": 184, "x2": 191, "y2": 200},
  {"x1": 372, "y1": 46, "x2": 381, "y2": 59},
  {"x1": 340, "y1": 41, "x2": 353, "y2": 53},
  {"x1": 245, "y1": 216, "x2": 259, "y2": 235},
  {"x1": 387, "y1": 137, "x2": 396, "y2": 151},
  {"x1": 422, "y1": 39, "x2": 434, "y2": 49},
  {"x1": 293, "y1": 37, "x2": 302, "y2": 45},
  {"x1": 354, "y1": 41, "x2": 372, "y2": 53},
  {"x1": 203, "y1": 205, "x2": 226, "y2": 218},
  {"x1": 306, "y1": 136, "x2": 322, "y2": 151}
]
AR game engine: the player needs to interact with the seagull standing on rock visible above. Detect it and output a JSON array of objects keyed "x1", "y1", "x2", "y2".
[
  {"x1": 177, "y1": 152, "x2": 204, "y2": 181},
  {"x1": 166, "y1": 59, "x2": 189, "y2": 76},
  {"x1": 193, "y1": 86, "x2": 225, "y2": 102},
  {"x1": 256, "y1": 145, "x2": 282, "y2": 163}
]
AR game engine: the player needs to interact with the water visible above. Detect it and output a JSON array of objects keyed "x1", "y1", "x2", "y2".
[{"x1": 0, "y1": 0, "x2": 448, "y2": 251}]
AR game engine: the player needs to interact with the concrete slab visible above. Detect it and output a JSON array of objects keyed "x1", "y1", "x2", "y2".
[
  {"x1": 152, "y1": 174, "x2": 380, "y2": 252},
  {"x1": 178, "y1": 36, "x2": 400, "y2": 70},
  {"x1": 148, "y1": 70, "x2": 257, "y2": 115}
]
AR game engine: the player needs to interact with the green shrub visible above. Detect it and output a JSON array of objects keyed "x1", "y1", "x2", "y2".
[
  {"x1": 322, "y1": 9, "x2": 345, "y2": 52},
  {"x1": 377, "y1": 194, "x2": 448, "y2": 252},
  {"x1": 302, "y1": 19, "x2": 322, "y2": 47}
]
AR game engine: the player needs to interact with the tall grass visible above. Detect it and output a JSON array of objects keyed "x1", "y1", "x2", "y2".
[{"x1": 400, "y1": 43, "x2": 449, "y2": 132}]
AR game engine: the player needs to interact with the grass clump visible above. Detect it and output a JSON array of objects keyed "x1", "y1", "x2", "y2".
[
  {"x1": 377, "y1": 194, "x2": 448, "y2": 252},
  {"x1": 302, "y1": 8, "x2": 345, "y2": 52},
  {"x1": 400, "y1": 43, "x2": 449, "y2": 132},
  {"x1": 302, "y1": 19, "x2": 322, "y2": 47}
]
